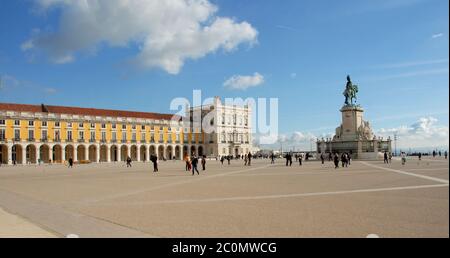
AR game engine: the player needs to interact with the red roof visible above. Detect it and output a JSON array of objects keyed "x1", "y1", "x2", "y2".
[{"x1": 0, "y1": 103, "x2": 180, "y2": 121}]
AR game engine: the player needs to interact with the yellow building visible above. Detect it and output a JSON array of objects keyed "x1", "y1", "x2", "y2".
[{"x1": 0, "y1": 103, "x2": 205, "y2": 165}]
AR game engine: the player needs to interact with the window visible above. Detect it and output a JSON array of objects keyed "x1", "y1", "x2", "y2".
[
  {"x1": 132, "y1": 133, "x2": 136, "y2": 141},
  {"x1": 141, "y1": 125, "x2": 146, "y2": 130},
  {"x1": 79, "y1": 123, "x2": 84, "y2": 128},
  {"x1": 14, "y1": 129, "x2": 20, "y2": 140},
  {"x1": 42, "y1": 130, "x2": 48, "y2": 140},
  {"x1": 132, "y1": 125, "x2": 136, "y2": 130},
  {"x1": 55, "y1": 121, "x2": 60, "y2": 127},
  {"x1": 122, "y1": 124, "x2": 127, "y2": 130},
  {"x1": 28, "y1": 130, "x2": 34, "y2": 140},
  {"x1": 101, "y1": 124, "x2": 106, "y2": 129},
  {"x1": 42, "y1": 121, "x2": 47, "y2": 127},
  {"x1": 112, "y1": 124, "x2": 116, "y2": 129},
  {"x1": 112, "y1": 132, "x2": 117, "y2": 141},
  {"x1": 176, "y1": 134, "x2": 180, "y2": 142},
  {"x1": 159, "y1": 133, "x2": 163, "y2": 142},
  {"x1": 29, "y1": 121, "x2": 35, "y2": 126},
  {"x1": 91, "y1": 123, "x2": 95, "y2": 128},
  {"x1": 122, "y1": 132, "x2": 127, "y2": 141},
  {"x1": 14, "y1": 120, "x2": 20, "y2": 126},
  {"x1": 79, "y1": 131, "x2": 84, "y2": 140},
  {"x1": 141, "y1": 132, "x2": 146, "y2": 141},
  {"x1": 101, "y1": 132, "x2": 106, "y2": 141},
  {"x1": 54, "y1": 130, "x2": 60, "y2": 141},
  {"x1": 151, "y1": 126, "x2": 155, "y2": 131},
  {"x1": 150, "y1": 133, "x2": 155, "y2": 143},
  {"x1": 67, "y1": 122, "x2": 72, "y2": 128},
  {"x1": 0, "y1": 120, "x2": 5, "y2": 125},
  {"x1": 67, "y1": 131, "x2": 73, "y2": 141},
  {"x1": 0, "y1": 129, "x2": 5, "y2": 140},
  {"x1": 90, "y1": 131, "x2": 95, "y2": 141}
]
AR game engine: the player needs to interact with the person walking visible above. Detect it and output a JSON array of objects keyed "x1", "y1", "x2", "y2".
[
  {"x1": 201, "y1": 155, "x2": 206, "y2": 171},
  {"x1": 68, "y1": 158, "x2": 73, "y2": 168},
  {"x1": 334, "y1": 154, "x2": 339, "y2": 169},
  {"x1": 192, "y1": 156, "x2": 200, "y2": 175},
  {"x1": 401, "y1": 152, "x2": 407, "y2": 166},
  {"x1": 445, "y1": 151, "x2": 448, "y2": 160},
  {"x1": 384, "y1": 151, "x2": 389, "y2": 164},
  {"x1": 341, "y1": 153, "x2": 347, "y2": 168},
  {"x1": 151, "y1": 155, "x2": 158, "y2": 172},
  {"x1": 227, "y1": 156, "x2": 231, "y2": 165},
  {"x1": 220, "y1": 156, "x2": 224, "y2": 165},
  {"x1": 299, "y1": 154, "x2": 303, "y2": 166},
  {"x1": 270, "y1": 153, "x2": 275, "y2": 164},
  {"x1": 185, "y1": 156, "x2": 191, "y2": 172},
  {"x1": 418, "y1": 153, "x2": 422, "y2": 161},
  {"x1": 126, "y1": 156, "x2": 132, "y2": 168},
  {"x1": 248, "y1": 152, "x2": 252, "y2": 166},
  {"x1": 320, "y1": 153, "x2": 325, "y2": 165},
  {"x1": 244, "y1": 154, "x2": 248, "y2": 166}
]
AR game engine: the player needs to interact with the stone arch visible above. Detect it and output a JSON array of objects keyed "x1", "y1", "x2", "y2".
[
  {"x1": 100, "y1": 145, "x2": 108, "y2": 162},
  {"x1": 175, "y1": 145, "x2": 181, "y2": 160},
  {"x1": 77, "y1": 145, "x2": 86, "y2": 162},
  {"x1": 110, "y1": 145, "x2": 119, "y2": 162},
  {"x1": 183, "y1": 146, "x2": 189, "y2": 159},
  {"x1": 130, "y1": 145, "x2": 138, "y2": 161},
  {"x1": 120, "y1": 145, "x2": 128, "y2": 162},
  {"x1": 140, "y1": 145, "x2": 147, "y2": 162},
  {"x1": 26, "y1": 144, "x2": 37, "y2": 164},
  {"x1": 0, "y1": 144, "x2": 9, "y2": 164},
  {"x1": 166, "y1": 145, "x2": 173, "y2": 160},
  {"x1": 40, "y1": 144, "x2": 50, "y2": 163},
  {"x1": 65, "y1": 145, "x2": 74, "y2": 161},
  {"x1": 53, "y1": 145, "x2": 63, "y2": 163},
  {"x1": 149, "y1": 145, "x2": 156, "y2": 156},
  {"x1": 89, "y1": 145, "x2": 97, "y2": 163},
  {"x1": 158, "y1": 145, "x2": 165, "y2": 160},
  {"x1": 190, "y1": 145, "x2": 197, "y2": 157},
  {"x1": 198, "y1": 146, "x2": 204, "y2": 157},
  {"x1": 12, "y1": 144, "x2": 23, "y2": 164}
]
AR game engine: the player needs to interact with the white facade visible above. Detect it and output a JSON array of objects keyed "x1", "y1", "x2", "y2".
[{"x1": 188, "y1": 97, "x2": 253, "y2": 157}]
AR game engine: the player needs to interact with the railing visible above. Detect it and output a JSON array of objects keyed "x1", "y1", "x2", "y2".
[
  {"x1": 121, "y1": 140, "x2": 127, "y2": 143},
  {"x1": 41, "y1": 138, "x2": 48, "y2": 142},
  {"x1": 141, "y1": 140, "x2": 147, "y2": 144},
  {"x1": 90, "y1": 139, "x2": 96, "y2": 143},
  {"x1": 54, "y1": 138, "x2": 61, "y2": 143},
  {"x1": 28, "y1": 138, "x2": 35, "y2": 142},
  {"x1": 78, "y1": 139, "x2": 85, "y2": 143},
  {"x1": 131, "y1": 140, "x2": 137, "y2": 144},
  {"x1": 101, "y1": 140, "x2": 107, "y2": 144},
  {"x1": 14, "y1": 138, "x2": 21, "y2": 142},
  {"x1": 111, "y1": 139, "x2": 117, "y2": 143},
  {"x1": 66, "y1": 138, "x2": 73, "y2": 142}
]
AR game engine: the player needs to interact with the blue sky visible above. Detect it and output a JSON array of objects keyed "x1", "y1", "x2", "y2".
[{"x1": 0, "y1": 0, "x2": 448, "y2": 149}]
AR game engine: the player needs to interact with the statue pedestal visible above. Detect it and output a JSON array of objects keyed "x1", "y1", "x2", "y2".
[{"x1": 339, "y1": 105, "x2": 364, "y2": 142}]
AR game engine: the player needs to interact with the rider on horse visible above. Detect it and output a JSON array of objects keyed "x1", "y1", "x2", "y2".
[{"x1": 343, "y1": 75, "x2": 358, "y2": 106}]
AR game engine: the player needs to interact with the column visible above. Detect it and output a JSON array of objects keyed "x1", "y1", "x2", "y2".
[
  {"x1": 21, "y1": 145, "x2": 26, "y2": 165},
  {"x1": 137, "y1": 145, "x2": 141, "y2": 162},
  {"x1": 73, "y1": 146, "x2": 78, "y2": 162},
  {"x1": 180, "y1": 146, "x2": 184, "y2": 161},
  {"x1": 7, "y1": 144, "x2": 12, "y2": 165},
  {"x1": 117, "y1": 146, "x2": 121, "y2": 162},
  {"x1": 84, "y1": 145, "x2": 89, "y2": 161},
  {"x1": 49, "y1": 146, "x2": 53, "y2": 163},
  {"x1": 127, "y1": 145, "x2": 131, "y2": 158},
  {"x1": 96, "y1": 145, "x2": 100, "y2": 163},
  {"x1": 61, "y1": 146, "x2": 66, "y2": 162},
  {"x1": 145, "y1": 145, "x2": 150, "y2": 162},
  {"x1": 107, "y1": 145, "x2": 111, "y2": 163}
]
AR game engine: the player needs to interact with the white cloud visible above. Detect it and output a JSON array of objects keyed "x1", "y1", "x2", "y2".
[
  {"x1": 377, "y1": 117, "x2": 449, "y2": 149},
  {"x1": 256, "y1": 131, "x2": 318, "y2": 151},
  {"x1": 24, "y1": 0, "x2": 258, "y2": 74},
  {"x1": 223, "y1": 72, "x2": 264, "y2": 90},
  {"x1": 290, "y1": 73, "x2": 297, "y2": 79},
  {"x1": 432, "y1": 33, "x2": 444, "y2": 39}
]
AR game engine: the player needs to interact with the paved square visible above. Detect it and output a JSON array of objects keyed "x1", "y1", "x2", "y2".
[{"x1": 0, "y1": 158, "x2": 448, "y2": 238}]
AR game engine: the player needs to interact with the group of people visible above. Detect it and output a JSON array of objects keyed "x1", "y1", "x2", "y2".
[
  {"x1": 185, "y1": 155, "x2": 207, "y2": 175},
  {"x1": 219, "y1": 153, "x2": 253, "y2": 166},
  {"x1": 332, "y1": 153, "x2": 352, "y2": 169}
]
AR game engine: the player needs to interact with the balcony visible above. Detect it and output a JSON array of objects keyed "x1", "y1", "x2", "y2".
[
  {"x1": 100, "y1": 139, "x2": 107, "y2": 144},
  {"x1": 121, "y1": 140, "x2": 127, "y2": 144},
  {"x1": 78, "y1": 139, "x2": 85, "y2": 143},
  {"x1": 28, "y1": 138, "x2": 35, "y2": 142},
  {"x1": 131, "y1": 140, "x2": 137, "y2": 144},
  {"x1": 53, "y1": 138, "x2": 61, "y2": 143},
  {"x1": 209, "y1": 141, "x2": 214, "y2": 144},
  {"x1": 66, "y1": 138, "x2": 73, "y2": 142},
  {"x1": 13, "y1": 137, "x2": 21, "y2": 142},
  {"x1": 111, "y1": 139, "x2": 117, "y2": 143},
  {"x1": 90, "y1": 139, "x2": 96, "y2": 143},
  {"x1": 141, "y1": 140, "x2": 147, "y2": 144},
  {"x1": 0, "y1": 137, "x2": 6, "y2": 143},
  {"x1": 40, "y1": 138, "x2": 48, "y2": 142}
]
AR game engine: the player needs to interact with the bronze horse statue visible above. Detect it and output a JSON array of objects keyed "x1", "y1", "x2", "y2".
[{"x1": 343, "y1": 75, "x2": 358, "y2": 106}]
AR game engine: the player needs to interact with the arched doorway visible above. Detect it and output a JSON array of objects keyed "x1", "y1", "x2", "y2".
[
  {"x1": 158, "y1": 146, "x2": 165, "y2": 160},
  {"x1": 175, "y1": 146, "x2": 181, "y2": 160},
  {"x1": 190, "y1": 146, "x2": 197, "y2": 157},
  {"x1": 110, "y1": 145, "x2": 118, "y2": 162},
  {"x1": 65, "y1": 145, "x2": 74, "y2": 161},
  {"x1": 77, "y1": 145, "x2": 86, "y2": 162},
  {"x1": 130, "y1": 145, "x2": 138, "y2": 161},
  {"x1": 198, "y1": 146, "x2": 204, "y2": 157},
  {"x1": 120, "y1": 145, "x2": 128, "y2": 162},
  {"x1": 183, "y1": 146, "x2": 189, "y2": 159},
  {"x1": 53, "y1": 145, "x2": 62, "y2": 163},
  {"x1": 0, "y1": 144, "x2": 8, "y2": 164},
  {"x1": 166, "y1": 146, "x2": 173, "y2": 160},
  {"x1": 150, "y1": 145, "x2": 156, "y2": 156},
  {"x1": 12, "y1": 144, "x2": 23, "y2": 164},
  {"x1": 26, "y1": 145, "x2": 37, "y2": 164},
  {"x1": 89, "y1": 145, "x2": 97, "y2": 162},
  {"x1": 40, "y1": 145, "x2": 50, "y2": 163},
  {"x1": 100, "y1": 145, "x2": 108, "y2": 162},
  {"x1": 140, "y1": 145, "x2": 146, "y2": 162}
]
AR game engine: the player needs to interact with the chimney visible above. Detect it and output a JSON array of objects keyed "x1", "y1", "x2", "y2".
[{"x1": 41, "y1": 104, "x2": 49, "y2": 113}]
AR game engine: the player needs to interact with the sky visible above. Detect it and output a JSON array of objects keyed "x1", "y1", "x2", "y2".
[{"x1": 0, "y1": 0, "x2": 448, "y2": 151}]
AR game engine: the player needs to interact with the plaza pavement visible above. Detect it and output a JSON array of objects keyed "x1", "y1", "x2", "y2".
[{"x1": 0, "y1": 157, "x2": 448, "y2": 238}]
